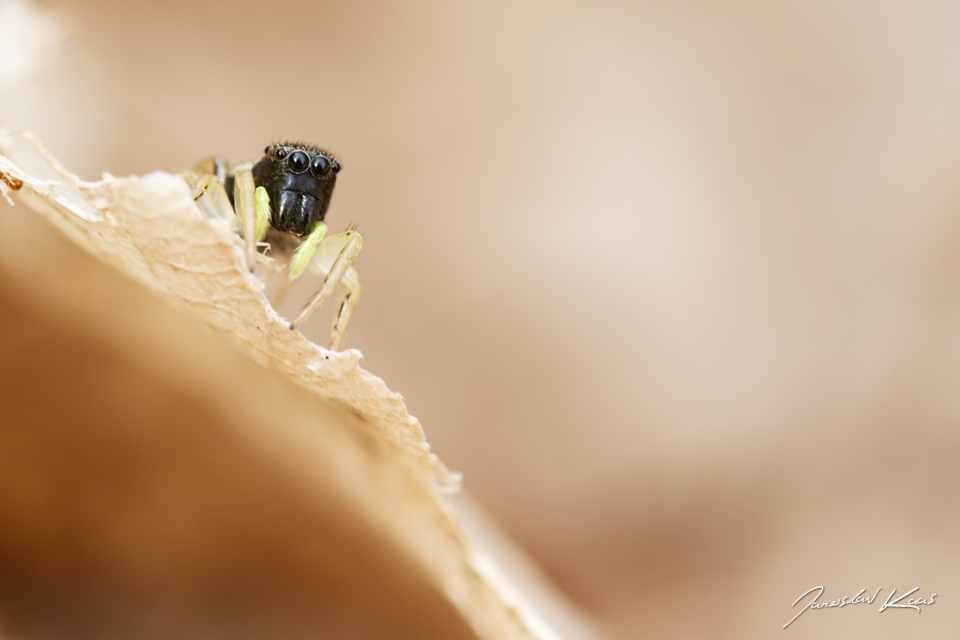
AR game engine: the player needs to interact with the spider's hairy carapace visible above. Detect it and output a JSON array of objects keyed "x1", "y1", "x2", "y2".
[{"x1": 225, "y1": 142, "x2": 341, "y2": 238}]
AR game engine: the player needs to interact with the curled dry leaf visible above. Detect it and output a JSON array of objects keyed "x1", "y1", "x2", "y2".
[
  {"x1": 0, "y1": 132, "x2": 450, "y2": 483},
  {"x1": 0, "y1": 132, "x2": 569, "y2": 640}
]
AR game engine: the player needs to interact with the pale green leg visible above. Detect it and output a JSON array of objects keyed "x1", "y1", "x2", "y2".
[
  {"x1": 191, "y1": 168, "x2": 270, "y2": 272},
  {"x1": 289, "y1": 221, "x2": 328, "y2": 280},
  {"x1": 192, "y1": 156, "x2": 228, "y2": 183},
  {"x1": 190, "y1": 174, "x2": 234, "y2": 223},
  {"x1": 232, "y1": 169, "x2": 258, "y2": 270},
  {"x1": 230, "y1": 169, "x2": 271, "y2": 271},
  {"x1": 329, "y1": 266, "x2": 361, "y2": 351},
  {"x1": 288, "y1": 227, "x2": 364, "y2": 350},
  {"x1": 254, "y1": 186, "x2": 270, "y2": 242}
]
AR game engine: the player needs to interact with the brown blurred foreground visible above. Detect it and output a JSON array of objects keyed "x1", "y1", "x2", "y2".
[{"x1": 0, "y1": 181, "x2": 479, "y2": 638}]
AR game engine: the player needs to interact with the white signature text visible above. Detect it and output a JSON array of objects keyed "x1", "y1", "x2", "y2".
[{"x1": 784, "y1": 586, "x2": 936, "y2": 628}]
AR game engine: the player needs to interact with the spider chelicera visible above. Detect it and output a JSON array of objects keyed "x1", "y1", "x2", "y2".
[{"x1": 185, "y1": 143, "x2": 362, "y2": 350}]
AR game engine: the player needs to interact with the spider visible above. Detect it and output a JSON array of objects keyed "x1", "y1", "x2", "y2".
[{"x1": 185, "y1": 143, "x2": 363, "y2": 351}]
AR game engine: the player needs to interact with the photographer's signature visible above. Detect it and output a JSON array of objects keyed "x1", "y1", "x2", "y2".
[{"x1": 783, "y1": 586, "x2": 937, "y2": 628}]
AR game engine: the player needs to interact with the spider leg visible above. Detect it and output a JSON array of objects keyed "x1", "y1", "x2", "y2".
[
  {"x1": 189, "y1": 174, "x2": 234, "y2": 222},
  {"x1": 232, "y1": 169, "x2": 258, "y2": 270},
  {"x1": 190, "y1": 171, "x2": 271, "y2": 274},
  {"x1": 288, "y1": 228, "x2": 364, "y2": 350},
  {"x1": 329, "y1": 265, "x2": 361, "y2": 351},
  {"x1": 289, "y1": 221, "x2": 328, "y2": 280},
  {"x1": 193, "y1": 156, "x2": 228, "y2": 183},
  {"x1": 253, "y1": 186, "x2": 270, "y2": 243}
]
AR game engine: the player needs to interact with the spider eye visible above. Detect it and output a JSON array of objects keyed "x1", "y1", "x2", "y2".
[
  {"x1": 310, "y1": 156, "x2": 329, "y2": 177},
  {"x1": 263, "y1": 146, "x2": 270, "y2": 155},
  {"x1": 276, "y1": 147, "x2": 288, "y2": 159},
  {"x1": 289, "y1": 150, "x2": 308, "y2": 172},
  {"x1": 331, "y1": 160, "x2": 341, "y2": 174}
]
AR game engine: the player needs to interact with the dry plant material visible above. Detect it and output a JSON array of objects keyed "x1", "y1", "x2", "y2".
[{"x1": 0, "y1": 133, "x2": 563, "y2": 640}]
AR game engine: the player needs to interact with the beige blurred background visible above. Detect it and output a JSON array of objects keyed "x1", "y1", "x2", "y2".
[{"x1": 3, "y1": 0, "x2": 960, "y2": 636}]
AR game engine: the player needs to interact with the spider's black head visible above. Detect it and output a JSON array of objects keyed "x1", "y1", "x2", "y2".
[{"x1": 252, "y1": 143, "x2": 340, "y2": 237}]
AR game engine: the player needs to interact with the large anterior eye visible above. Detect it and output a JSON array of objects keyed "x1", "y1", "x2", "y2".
[
  {"x1": 310, "y1": 156, "x2": 329, "y2": 177},
  {"x1": 289, "y1": 151, "x2": 308, "y2": 172}
]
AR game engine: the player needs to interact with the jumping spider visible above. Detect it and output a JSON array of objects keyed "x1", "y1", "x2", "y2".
[{"x1": 185, "y1": 143, "x2": 362, "y2": 351}]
